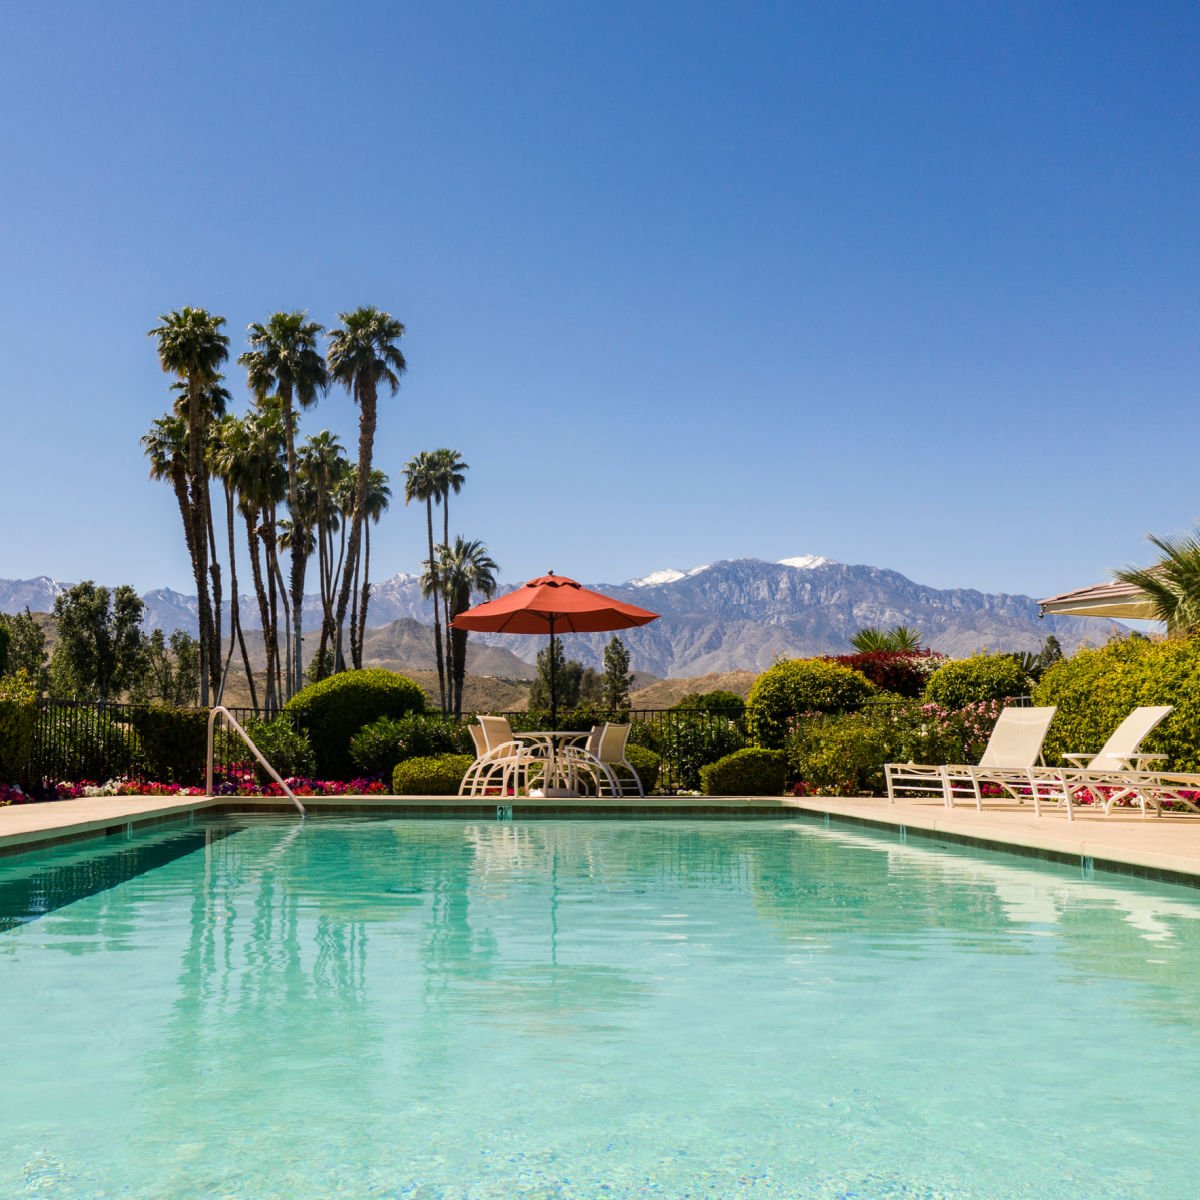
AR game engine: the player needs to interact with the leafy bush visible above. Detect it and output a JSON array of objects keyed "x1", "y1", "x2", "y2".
[
  {"x1": 0, "y1": 624, "x2": 9, "y2": 676},
  {"x1": 284, "y1": 669, "x2": 426, "y2": 778},
  {"x1": 1033, "y1": 637, "x2": 1200, "y2": 771},
  {"x1": 624, "y1": 743, "x2": 660, "y2": 794},
  {"x1": 243, "y1": 716, "x2": 315, "y2": 781},
  {"x1": 630, "y1": 713, "x2": 745, "y2": 790},
  {"x1": 126, "y1": 704, "x2": 208, "y2": 784},
  {"x1": 745, "y1": 659, "x2": 877, "y2": 748},
  {"x1": 825, "y1": 650, "x2": 945, "y2": 699},
  {"x1": 699, "y1": 748, "x2": 788, "y2": 796},
  {"x1": 350, "y1": 713, "x2": 471, "y2": 777},
  {"x1": 786, "y1": 697, "x2": 1008, "y2": 796},
  {"x1": 923, "y1": 653, "x2": 1029, "y2": 710},
  {"x1": 392, "y1": 753, "x2": 474, "y2": 796},
  {"x1": 0, "y1": 670, "x2": 37, "y2": 782}
]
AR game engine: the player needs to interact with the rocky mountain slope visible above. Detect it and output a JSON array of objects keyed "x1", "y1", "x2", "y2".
[{"x1": 0, "y1": 556, "x2": 1122, "y2": 675}]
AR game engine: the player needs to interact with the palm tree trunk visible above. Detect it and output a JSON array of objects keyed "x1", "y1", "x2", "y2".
[
  {"x1": 426, "y1": 501, "x2": 446, "y2": 712},
  {"x1": 349, "y1": 530, "x2": 363, "y2": 670},
  {"x1": 355, "y1": 522, "x2": 373, "y2": 670},
  {"x1": 221, "y1": 481, "x2": 258, "y2": 710},
  {"x1": 206, "y1": 479, "x2": 223, "y2": 701},
  {"x1": 442, "y1": 500, "x2": 454, "y2": 709},
  {"x1": 451, "y1": 625, "x2": 468, "y2": 718},
  {"x1": 245, "y1": 508, "x2": 275, "y2": 713},
  {"x1": 334, "y1": 386, "x2": 375, "y2": 671}
]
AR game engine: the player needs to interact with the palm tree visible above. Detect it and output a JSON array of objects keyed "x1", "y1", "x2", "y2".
[
  {"x1": 434, "y1": 537, "x2": 498, "y2": 717},
  {"x1": 209, "y1": 414, "x2": 259, "y2": 709},
  {"x1": 849, "y1": 624, "x2": 924, "y2": 653},
  {"x1": 429, "y1": 448, "x2": 469, "y2": 683},
  {"x1": 148, "y1": 308, "x2": 229, "y2": 703},
  {"x1": 300, "y1": 430, "x2": 350, "y2": 678},
  {"x1": 239, "y1": 312, "x2": 329, "y2": 698},
  {"x1": 326, "y1": 306, "x2": 406, "y2": 670},
  {"x1": 351, "y1": 468, "x2": 391, "y2": 669},
  {"x1": 1116, "y1": 530, "x2": 1200, "y2": 636},
  {"x1": 403, "y1": 451, "x2": 447, "y2": 711}
]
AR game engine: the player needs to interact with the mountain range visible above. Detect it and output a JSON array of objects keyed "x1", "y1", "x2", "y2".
[{"x1": 0, "y1": 556, "x2": 1122, "y2": 676}]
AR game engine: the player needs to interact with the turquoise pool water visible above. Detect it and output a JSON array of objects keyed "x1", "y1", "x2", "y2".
[{"x1": 1, "y1": 816, "x2": 1199, "y2": 1199}]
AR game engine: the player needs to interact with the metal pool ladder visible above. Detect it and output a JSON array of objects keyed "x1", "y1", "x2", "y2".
[{"x1": 205, "y1": 706, "x2": 307, "y2": 817}]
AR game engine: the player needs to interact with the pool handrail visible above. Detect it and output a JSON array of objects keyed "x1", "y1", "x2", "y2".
[{"x1": 205, "y1": 706, "x2": 306, "y2": 817}]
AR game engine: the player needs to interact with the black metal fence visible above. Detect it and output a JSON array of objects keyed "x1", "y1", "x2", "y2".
[{"x1": 27, "y1": 698, "x2": 748, "y2": 795}]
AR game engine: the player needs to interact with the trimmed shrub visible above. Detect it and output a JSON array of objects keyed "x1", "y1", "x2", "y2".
[
  {"x1": 0, "y1": 670, "x2": 37, "y2": 782},
  {"x1": 826, "y1": 650, "x2": 945, "y2": 699},
  {"x1": 624, "y1": 743, "x2": 660, "y2": 794},
  {"x1": 284, "y1": 669, "x2": 426, "y2": 778},
  {"x1": 392, "y1": 753, "x2": 474, "y2": 796},
  {"x1": 1033, "y1": 637, "x2": 1200, "y2": 771},
  {"x1": 127, "y1": 704, "x2": 208, "y2": 784},
  {"x1": 350, "y1": 713, "x2": 471, "y2": 777},
  {"x1": 699, "y1": 748, "x2": 787, "y2": 796},
  {"x1": 923, "y1": 653, "x2": 1029, "y2": 710},
  {"x1": 746, "y1": 659, "x2": 877, "y2": 749},
  {"x1": 243, "y1": 716, "x2": 315, "y2": 781}
]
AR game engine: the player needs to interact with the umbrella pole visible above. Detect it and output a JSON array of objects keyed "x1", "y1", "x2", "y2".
[{"x1": 548, "y1": 617, "x2": 558, "y2": 730}]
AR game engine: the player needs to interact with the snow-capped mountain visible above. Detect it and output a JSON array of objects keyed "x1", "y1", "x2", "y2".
[{"x1": 1, "y1": 555, "x2": 1122, "y2": 675}]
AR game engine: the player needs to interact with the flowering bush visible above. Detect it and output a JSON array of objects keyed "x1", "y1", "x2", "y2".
[
  {"x1": 825, "y1": 650, "x2": 947, "y2": 699},
  {"x1": 0, "y1": 781, "x2": 30, "y2": 806},
  {"x1": 46, "y1": 773, "x2": 389, "y2": 801}
]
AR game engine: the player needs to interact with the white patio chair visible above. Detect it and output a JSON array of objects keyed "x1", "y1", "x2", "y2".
[
  {"x1": 458, "y1": 716, "x2": 535, "y2": 797},
  {"x1": 886, "y1": 706, "x2": 1057, "y2": 812},
  {"x1": 562, "y1": 723, "x2": 643, "y2": 797}
]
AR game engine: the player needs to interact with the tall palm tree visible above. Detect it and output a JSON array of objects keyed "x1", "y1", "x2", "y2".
[
  {"x1": 326, "y1": 306, "x2": 406, "y2": 670},
  {"x1": 1116, "y1": 530, "x2": 1200, "y2": 636},
  {"x1": 209, "y1": 414, "x2": 259, "y2": 709},
  {"x1": 433, "y1": 537, "x2": 498, "y2": 718},
  {"x1": 403, "y1": 451, "x2": 447, "y2": 711},
  {"x1": 351, "y1": 468, "x2": 391, "y2": 669},
  {"x1": 238, "y1": 312, "x2": 329, "y2": 698},
  {"x1": 300, "y1": 430, "x2": 349, "y2": 679},
  {"x1": 148, "y1": 308, "x2": 229, "y2": 704},
  {"x1": 429, "y1": 448, "x2": 468, "y2": 683}
]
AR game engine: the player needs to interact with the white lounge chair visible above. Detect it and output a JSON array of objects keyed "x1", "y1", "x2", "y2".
[
  {"x1": 886, "y1": 706, "x2": 1058, "y2": 812},
  {"x1": 1054, "y1": 705, "x2": 1174, "y2": 817}
]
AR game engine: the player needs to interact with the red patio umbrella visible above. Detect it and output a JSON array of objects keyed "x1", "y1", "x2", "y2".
[{"x1": 450, "y1": 572, "x2": 659, "y2": 725}]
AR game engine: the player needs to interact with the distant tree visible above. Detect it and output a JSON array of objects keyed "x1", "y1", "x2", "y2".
[
  {"x1": 49, "y1": 582, "x2": 147, "y2": 701},
  {"x1": 130, "y1": 630, "x2": 200, "y2": 706},
  {"x1": 0, "y1": 610, "x2": 48, "y2": 691},
  {"x1": 0, "y1": 623, "x2": 8, "y2": 675},
  {"x1": 673, "y1": 689, "x2": 746, "y2": 718},
  {"x1": 307, "y1": 646, "x2": 336, "y2": 684},
  {"x1": 528, "y1": 640, "x2": 584, "y2": 712},
  {"x1": 850, "y1": 624, "x2": 924, "y2": 653},
  {"x1": 432, "y1": 536, "x2": 498, "y2": 718},
  {"x1": 601, "y1": 637, "x2": 634, "y2": 711},
  {"x1": 1038, "y1": 634, "x2": 1063, "y2": 671}
]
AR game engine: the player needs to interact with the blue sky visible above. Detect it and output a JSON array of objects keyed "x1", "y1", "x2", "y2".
[{"x1": 2, "y1": 2, "x2": 1197, "y2": 600}]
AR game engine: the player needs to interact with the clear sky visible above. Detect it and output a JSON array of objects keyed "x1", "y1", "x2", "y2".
[{"x1": 2, "y1": 2, "x2": 1197, "y2": 599}]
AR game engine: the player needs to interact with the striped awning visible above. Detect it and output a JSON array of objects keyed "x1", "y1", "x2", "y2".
[{"x1": 1037, "y1": 580, "x2": 1158, "y2": 621}]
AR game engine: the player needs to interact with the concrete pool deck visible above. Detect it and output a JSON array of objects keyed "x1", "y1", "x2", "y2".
[{"x1": 3, "y1": 792, "x2": 1200, "y2": 886}]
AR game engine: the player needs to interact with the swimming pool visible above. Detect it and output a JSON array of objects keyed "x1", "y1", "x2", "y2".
[{"x1": 1, "y1": 815, "x2": 1198, "y2": 1198}]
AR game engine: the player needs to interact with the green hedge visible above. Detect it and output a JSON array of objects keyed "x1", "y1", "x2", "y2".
[
  {"x1": 0, "y1": 670, "x2": 37, "y2": 782},
  {"x1": 392, "y1": 753, "x2": 474, "y2": 796},
  {"x1": 350, "y1": 713, "x2": 471, "y2": 777},
  {"x1": 127, "y1": 704, "x2": 208, "y2": 784},
  {"x1": 924, "y1": 653, "x2": 1029, "y2": 710},
  {"x1": 632, "y1": 714, "x2": 745, "y2": 790},
  {"x1": 1032, "y1": 637, "x2": 1197, "y2": 770},
  {"x1": 746, "y1": 659, "x2": 877, "y2": 749},
  {"x1": 625, "y1": 743, "x2": 660, "y2": 794},
  {"x1": 284, "y1": 669, "x2": 426, "y2": 778},
  {"x1": 699, "y1": 748, "x2": 788, "y2": 796}
]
